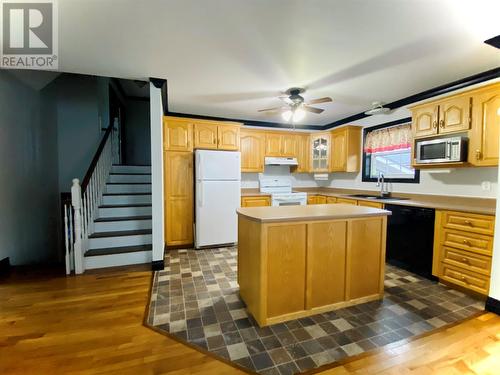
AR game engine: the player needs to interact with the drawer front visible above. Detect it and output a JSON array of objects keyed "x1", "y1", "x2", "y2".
[
  {"x1": 241, "y1": 196, "x2": 270, "y2": 207},
  {"x1": 442, "y1": 246, "x2": 491, "y2": 276},
  {"x1": 443, "y1": 211, "x2": 494, "y2": 235},
  {"x1": 336, "y1": 198, "x2": 357, "y2": 205},
  {"x1": 326, "y1": 197, "x2": 337, "y2": 204},
  {"x1": 441, "y1": 264, "x2": 490, "y2": 295},
  {"x1": 442, "y1": 229, "x2": 493, "y2": 256},
  {"x1": 357, "y1": 200, "x2": 384, "y2": 209}
]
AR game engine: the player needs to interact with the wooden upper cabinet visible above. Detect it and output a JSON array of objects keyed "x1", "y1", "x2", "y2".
[
  {"x1": 265, "y1": 133, "x2": 283, "y2": 156},
  {"x1": 470, "y1": 84, "x2": 500, "y2": 166},
  {"x1": 330, "y1": 126, "x2": 361, "y2": 172},
  {"x1": 412, "y1": 104, "x2": 439, "y2": 137},
  {"x1": 218, "y1": 124, "x2": 240, "y2": 150},
  {"x1": 194, "y1": 123, "x2": 218, "y2": 149},
  {"x1": 295, "y1": 134, "x2": 310, "y2": 173},
  {"x1": 439, "y1": 96, "x2": 472, "y2": 134},
  {"x1": 163, "y1": 118, "x2": 193, "y2": 151},
  {"x1": 331, "y1": 128, "x2": 347, "y2": 171},
  {"x1": 164, "y1": 151, "x2": 194, "y2": 246},
  {"x1": 310, "y1": 132, "x2": 331, "y2": 172},
  {"x1": 240, "y1": 129, "x2": 265, "y2": 172},
  {"x1": 281, "y1": 134, "x2": 297, "y2": 157},
  {"x1": 193, "y1": 122, "x2": 241, "y2": 150},
  {"x1": 265, "y1": 132, "x2": 297, "y2": 157}
]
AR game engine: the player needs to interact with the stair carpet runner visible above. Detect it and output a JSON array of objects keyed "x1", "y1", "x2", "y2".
[{"x1": 84, "y1": 165, "x2": 152, "y2": 269}]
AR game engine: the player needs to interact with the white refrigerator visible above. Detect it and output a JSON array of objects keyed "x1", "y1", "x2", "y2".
[{"x1": 195, "y1": 150, "x2": 241, "y2": 248}]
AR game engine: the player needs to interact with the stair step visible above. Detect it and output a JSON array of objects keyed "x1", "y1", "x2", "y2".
[
  {"x1": 95, "y1": 215, "x2": 152, "y2": 222},
  {"x1": 109, "y1": 172, "x2": 151, "y2": 175},
  {"x1": 107, "y1": 182, "x2": 152, "y2": 185},
  {"x1": 89, "y1": 229, "x2": 152, "y2": 239},
  {"x1": 99, "y1": 204, "x2": 152, "y2": 208},
  {"x1": 108, "y1": 174, "x2": 151, "y2": 183},
  {"x1": 111, "y1": 165, "x2": 151, "y2": 174},
  {"x1": 85, "y1": 244, "x2": 152, "y2": 257},
  {"x1": 103, "y1": 193, "x2": 151, "y2": 196}
]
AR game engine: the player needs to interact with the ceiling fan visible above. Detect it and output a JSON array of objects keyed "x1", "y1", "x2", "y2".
[{"x1": 258, "y1": 87, "x2": 333, "y2": 122}]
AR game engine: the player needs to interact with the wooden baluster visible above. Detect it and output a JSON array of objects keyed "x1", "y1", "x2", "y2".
[
  {"x1": 82, "y1": 191, "x2": 88, "y2": 238},
  {"x1": 64, "y1": 204, "x2": 70, "y2": 275},
  {"x1": 71, "y1": 179, "x2": 84, "y2": 274}
]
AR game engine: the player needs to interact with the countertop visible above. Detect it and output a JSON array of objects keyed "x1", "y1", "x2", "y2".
[
  {"x1": 237, "y1": 204, "x2": 391, "y2": 223},
  {"x1": 241, "y1": 187, "x2": 496, "y2": 215}
]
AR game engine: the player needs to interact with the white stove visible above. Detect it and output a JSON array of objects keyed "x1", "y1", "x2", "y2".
[{"x1": 259, "y1": 178, "x2": 307, "y2": 207}]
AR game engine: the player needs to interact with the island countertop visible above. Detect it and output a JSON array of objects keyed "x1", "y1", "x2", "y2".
[{"x1": 236, "y1": 203, "x2": 391, "y2": 223}]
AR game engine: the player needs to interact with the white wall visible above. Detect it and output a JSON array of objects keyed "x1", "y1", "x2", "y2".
[
  {"x1": 0, "y1": 71, "x2": 59, "y2": 265},
  {"x1": 150, "y1": 83, "x2": 164, "y2": 263}
]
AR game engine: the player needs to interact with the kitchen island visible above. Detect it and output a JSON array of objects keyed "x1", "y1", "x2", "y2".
[{"x1": 237, "y1": 204, "x2": 391, "y2": 327}]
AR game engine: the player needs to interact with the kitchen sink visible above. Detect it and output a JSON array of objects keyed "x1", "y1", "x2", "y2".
[{"x1": 346, "y1": 194, "x2": 410, "y2": 201}]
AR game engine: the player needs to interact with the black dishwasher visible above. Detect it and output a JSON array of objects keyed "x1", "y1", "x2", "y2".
[{"x1": 385, "y1": 204, "x2": 436, "y2": 280}]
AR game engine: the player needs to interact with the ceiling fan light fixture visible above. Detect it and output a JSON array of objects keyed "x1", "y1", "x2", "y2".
[
  {"x1": 292, "y1": 107, "x2": 305, "y2": 122},
  {"x1": 282, "y1": 109, "x2": 293, "y2": 122}
]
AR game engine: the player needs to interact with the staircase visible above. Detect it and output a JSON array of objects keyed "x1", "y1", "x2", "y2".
[{"x1": 84, "y1": 165, "x2": 153, "y2": 269}]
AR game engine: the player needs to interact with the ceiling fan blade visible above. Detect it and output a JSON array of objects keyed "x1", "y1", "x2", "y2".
[
  {"x1": 303, "y1": 105, "x2": 324, "y2": 114},
  {"x1": 306, "y1": 97, "x2": 333, "y2": 105},
  {"x1": 258, "y1": 106, "x2": 285, "y2": 113}
]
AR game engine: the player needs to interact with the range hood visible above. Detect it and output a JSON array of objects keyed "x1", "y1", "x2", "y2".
[{"x1": 264, "y1": 157, "x2": 298, "y2": 166}]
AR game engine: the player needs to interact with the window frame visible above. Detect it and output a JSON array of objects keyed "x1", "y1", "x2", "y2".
[{"x1": 361, "y1": 118, "x2": 420, "y2": 184}]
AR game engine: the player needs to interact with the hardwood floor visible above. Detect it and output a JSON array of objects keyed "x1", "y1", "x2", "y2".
[{"x1": 1, "y1": 265, "x2": 499, "y2": 375}]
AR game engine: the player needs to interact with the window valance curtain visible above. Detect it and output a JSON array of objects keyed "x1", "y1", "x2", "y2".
[{"x1": 364, "y1": 124, "x2": 412, "y2": 154}]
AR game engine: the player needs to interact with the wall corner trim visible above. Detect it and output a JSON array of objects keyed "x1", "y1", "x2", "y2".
[{"x1": 485, "y1": 296, "x2": 500, "y2": 315}]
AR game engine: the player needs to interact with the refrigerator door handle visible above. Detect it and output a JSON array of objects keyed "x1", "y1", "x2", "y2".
[
  {"x1": 198, "y1": 183, "x2": 203, "y2": 207},
  {"x1": 196, "y1": 152, "x2": 203, "y2": 180}
]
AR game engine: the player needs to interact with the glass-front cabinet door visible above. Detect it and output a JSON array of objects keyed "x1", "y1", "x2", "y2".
[{"x1": 311, "y1": 133, "x2": 331, "y2": 172}]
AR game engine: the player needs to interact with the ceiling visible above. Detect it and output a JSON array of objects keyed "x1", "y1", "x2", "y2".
[{"x1": 58, "y1": 0, "x2": 500, "y2": 126}]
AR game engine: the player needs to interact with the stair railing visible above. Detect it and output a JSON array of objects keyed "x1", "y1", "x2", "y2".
[{"x1": 64, "y1": 124, "x2": 114, "y2": 274}]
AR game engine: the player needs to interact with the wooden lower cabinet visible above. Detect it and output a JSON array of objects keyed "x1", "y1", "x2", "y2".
[
  {"x1": 164, "y1": 151, "x2": 194, "y2": 246},
  {"x1": 357, "y1": 200, "x2": 384, "y2": 209},
  {"x1": 336, "y1": 198, "x2": 358, "y2": 205},
  {"x1": 241, "y1": 196, "x2": 271, "y2": 207},
  {"x1": 433, "y1": 210, "x2": 494, "y2": 295},
  {"x1": 238, "y1": 215, "x2": 387, "y2": 326},
  {"x1": 307, "y1": 195, "x2": 327, "y2": 204},
  {"x1": 267, "y1": 225, "x2": 306, "y2": 317},
  {"x1": 306, "y1": 221, "x2": 346, "y2": 308}
]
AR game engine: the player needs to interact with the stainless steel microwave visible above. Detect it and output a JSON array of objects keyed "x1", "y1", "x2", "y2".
[{"x1": 415, "y1": 136, "x2": 468, "y2": 164}]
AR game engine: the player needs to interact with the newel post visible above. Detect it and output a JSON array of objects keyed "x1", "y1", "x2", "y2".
[{"x1": 71, "y1": 178, "x2": 84, "y2": 274}]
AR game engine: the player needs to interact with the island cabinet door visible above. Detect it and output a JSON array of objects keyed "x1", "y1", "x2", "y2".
[
  {"x1": 266, "y1": 224, "x2": 307, "y2": 318},
  {"x1": 346, "y1": 217, "x2": 386, "y2": 300},
  {"x1": 306, "y1": 221, "x2": 347, "y2": 309}
]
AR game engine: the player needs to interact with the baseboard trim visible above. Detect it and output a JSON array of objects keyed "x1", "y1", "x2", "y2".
[
  {"x1": 485, "y1": 296, "x2": 500, "y2": 315},
  {"x1": 0, "y1": 257, "x2": 10, "y2": 275}
]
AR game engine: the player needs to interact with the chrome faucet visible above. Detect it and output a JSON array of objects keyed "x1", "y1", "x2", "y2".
[{"x1": 376, "y1": 173, "x2": 389, "y2": 197}]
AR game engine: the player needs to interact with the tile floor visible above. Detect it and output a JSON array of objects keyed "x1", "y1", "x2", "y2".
[{"x1": 146, "y1": 247, "x2": 484, "y2": 375}]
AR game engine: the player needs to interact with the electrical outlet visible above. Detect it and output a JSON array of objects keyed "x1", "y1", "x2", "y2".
[{"x1": 481, "y1": 181, "x2": 491, "y2": 191}]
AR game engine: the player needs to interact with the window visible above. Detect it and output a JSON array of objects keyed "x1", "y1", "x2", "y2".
[{"x1": 362, "y1": 121, "x2": 420, "y2": 183}]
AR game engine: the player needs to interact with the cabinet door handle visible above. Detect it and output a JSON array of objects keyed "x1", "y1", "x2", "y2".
[
  {"x1": 464, "y1": 220, "x2": 473, "y2": 226},
  {"x1": 475, "y1": 150, "x2": 482, "y2": 160},
  {"x1": 432, "y1": 121, "x2": 437, "y2": 129},
  {"x1": 439, "y1": 119, "x2": 445, "y2": 128},
  {"x1": 461, "y1": 257, "x2": 469, "y2": 263},
  {"x1": 463, "y1": 239, "x2": 471, "y2": 246}
]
